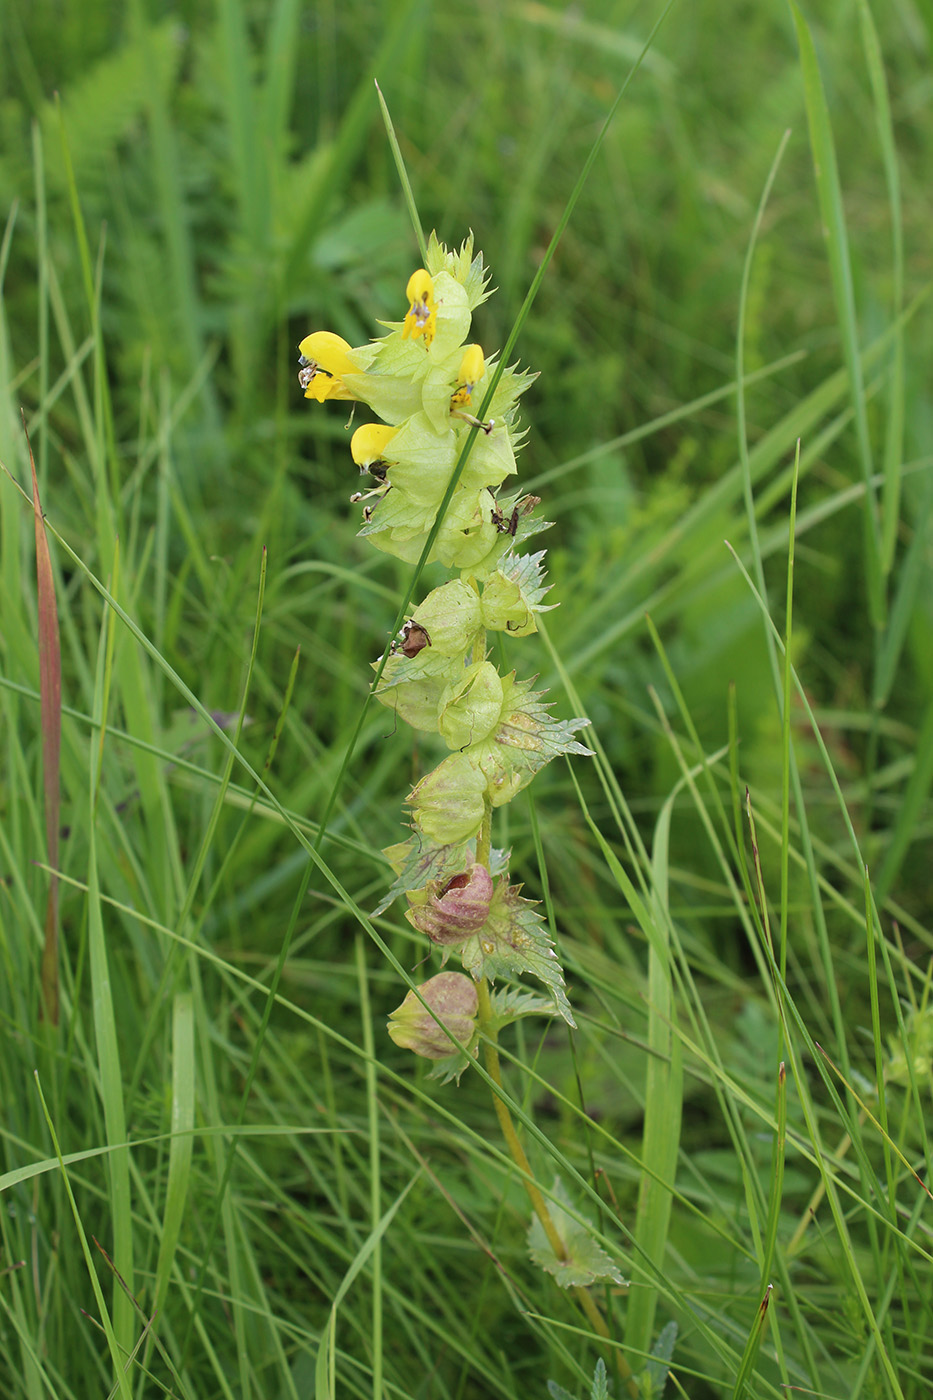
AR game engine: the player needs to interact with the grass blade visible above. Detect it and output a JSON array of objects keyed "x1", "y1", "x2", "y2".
[
  {"x1": 857, "y1": 0, "x2": 904, "y2": 578},
  {"x1": 790, "y1": 0, "x2": 883, "y2": 626},
  {"x1": 314, "y1": 1173, "x2": 420, "y2": 1400},
  {"x1": 33, "y1": 1075, "x2": 134, "y2": 1400},
  {"x1": 375, "y1": 80, "x2": 427, "y2": 264},
  {"x1": 624, "y1": 777, "x2": 684, "y2": 1366},
  {"x1": 151, "y1": 993, "x2": 195, "y2": 1319},
  {"x1": 28, "y1": 420, "x2": 61, "y2": 1025}
]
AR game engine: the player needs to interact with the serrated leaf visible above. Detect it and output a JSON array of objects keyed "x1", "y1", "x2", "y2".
[
  {"x1": 490, "y1": 987, "x2": 564, "y2": 1025},
  {"x1": 502, "y1": 550, "x2": 556, "y2": 612},
  {"x1": 459, "y1": 881, "x2": 575, "y2": 1026},
  {"x1": 374, "y1": 649, "x2": 460, "y2": 689},
  {"x1": 528, "y1": 1178, "x2": 625, "y2": 1288},
  {"x1": 497, "y1": 675, "x2": 593, "y2": 767},
  {"x1": 425, "y1": 231, "x2": 492, "y2": 309},
  {"x1": 486, "y1": 361, "x2": 538, "y2": 423},
  {"x1": 357, "y1": 483, "x2": 436, "y2": 538},
  {"x1": 375, "y1": 837, "x2": 508, "y2": 917},
  {"x1": 426, "y1": 1044, "x2": 477, "y2": 1085},
  {"x1": 464, "y1": 676, "x2": 592, "y2": 810},
  {"x1": 641, "y1": 1320, "x2": 677, "y2": 1399},
  {"x1": 590, "y1": 1359, "x2": 610, "y2": 1400},
  {"x1": 374, "y1": 838, "x2": 474, "y2": 916}
]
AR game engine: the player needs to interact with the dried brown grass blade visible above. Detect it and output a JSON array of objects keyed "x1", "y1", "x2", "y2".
[{"x1": 27, "y1": 415, "x2": 62, "y2": 1025}]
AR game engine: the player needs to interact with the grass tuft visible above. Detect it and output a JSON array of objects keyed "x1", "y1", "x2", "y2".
[{"x1": 1, "y1": 2, "x2": 932, "y2": 1396}]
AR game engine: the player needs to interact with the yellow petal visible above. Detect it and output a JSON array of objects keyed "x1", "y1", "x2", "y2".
[
  {"x1": 450, "y1": 343, "x2": 485, "y2": 407},
  {"x1": 298, "y1": 331, "x2": 355, "y2": 376},
  {"x1": 351, "y1": 423, "x2": 399, "y2": 468},
  {"x1": 402, "y1": 269, "x2": 437, "y2": 346},
  {"x1": 297, "y1": 331, "x2": 358, "y2": 400}
]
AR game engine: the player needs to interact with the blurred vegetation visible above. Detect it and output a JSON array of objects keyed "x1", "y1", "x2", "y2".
[{"x1": 1, "y1": 1, "x2": 932, "y2": 1397}]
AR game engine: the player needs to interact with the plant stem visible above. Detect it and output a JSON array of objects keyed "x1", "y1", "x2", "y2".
[
  {"x1": 476, "y1": 798, "x2": 492, "y2": 868},
  {"x1": 475, "y1": 968, "x2": 636, "y2": 1392},
  {"x1": 477, "y1": 978, "x2": 566, "y2": 1259}
]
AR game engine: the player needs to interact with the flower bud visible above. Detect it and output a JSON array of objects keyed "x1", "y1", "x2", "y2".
[
  {"x1": 450, "y1": 343, "x2": 486, "y2": 408},
  {"x1": 387, "y1": 972, "x2": 478, "y2": 1059},
  {"x1": 406, "y1": 863, "x2": 494, "y2": 944}
]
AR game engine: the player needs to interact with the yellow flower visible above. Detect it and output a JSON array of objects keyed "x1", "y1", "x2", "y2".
[
  {"x1": 297, "y1": 331, "x2": 358, "y2": 402},
  {"x1": 351, "y1": 423, "x2": 398, "y2": 473},
  {"x1": 402, "y1": 269, "x2": 437, "y2": 347},
  {"x1": 450, "y1": 343, "x2": 486, "y2": 409}
]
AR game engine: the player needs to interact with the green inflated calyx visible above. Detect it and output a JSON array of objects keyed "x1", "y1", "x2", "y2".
[
  {"x1": 410, "y1": 580, "x2": 482, "y2": 656},
  {"x1": 438, "y1": 662, "x2": 504, "y2": 750},
  {"x1": 480, "y1": 570, "x2": 537, "y2": 636}
]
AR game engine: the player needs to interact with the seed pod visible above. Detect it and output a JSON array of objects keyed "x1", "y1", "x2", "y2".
[
  {"x1": 408, "y1": 752, "x2": 488, "y2": 845},
  {"x1": 387, "y1": 971, "x2": 479, "y2": 1060}
]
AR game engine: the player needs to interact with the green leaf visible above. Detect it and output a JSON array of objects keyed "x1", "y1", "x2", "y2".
[
  {"x1": 426, "y1": 1044, "x2": 477, "y2": 1085},
  {"x1": 425, "y1": 231, "x2": 492, "y2": 309},
  {"x1": 590, "y1": 1359, "x2": 610, "y2": 1400},
  {"x1": 503, "y1": 550, "x2": 556, "y2": 611},
  {"x1": 547, "y1": 1359, "x2": 609, "y2": 1400},
  {"x1": 528, "y1": 1178, "x2": 625, "y2": 1288},
  {"x1": 498, "y1": 675, "x2": 593, "y2": 764},
  {"x1": 489, "y1": 986, "x2": 565, "y2": 1025},
  {"x1": 641, "y1": 1320, "x2": 678, "y2": 1399},
  {"x1": 374, "y1": 648, "x2": 460, "y2": 690},
  {"x1": 459, "y1": 879, "x2": 575, "y2": 1026}
]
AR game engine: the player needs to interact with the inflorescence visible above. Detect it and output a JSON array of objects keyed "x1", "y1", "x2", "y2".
[{"x1": 299, "y1": 234, "x2": 592, "y2": 1078}]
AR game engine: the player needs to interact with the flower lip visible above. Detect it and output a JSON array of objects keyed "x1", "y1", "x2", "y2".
[
  {"x1": 297, "y1": 331, "x2": 358, "y2": 402},
  {"x1": 351, "y1": 423, "x2": 399, "y2": 475}
]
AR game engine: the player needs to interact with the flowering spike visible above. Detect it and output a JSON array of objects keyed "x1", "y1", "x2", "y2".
[
  {"x1": 402, "y1": 269, "x2": 437, "y2": 346},
  {"x1": 297, "y1": 236, "x2": 590, "y2": 1043}
]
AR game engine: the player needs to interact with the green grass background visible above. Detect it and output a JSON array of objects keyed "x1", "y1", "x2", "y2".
[{"x1": 1, "y1": 0, "x2": 932, "y2": 1396}]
